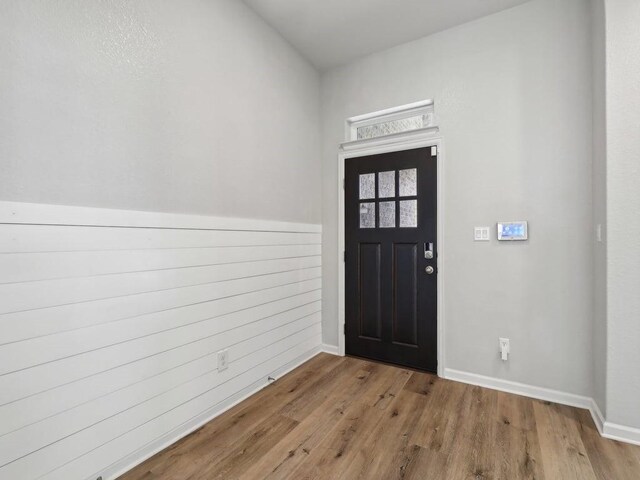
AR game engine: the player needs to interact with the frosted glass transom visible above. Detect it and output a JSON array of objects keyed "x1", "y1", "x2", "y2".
[{"x1": 356, "y1": 114, "x2": 430, "y2": 140}]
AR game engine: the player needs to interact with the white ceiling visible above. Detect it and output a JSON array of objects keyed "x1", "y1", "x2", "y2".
[{"x1": 243, "y1": 0, "x2": 533, "y2": 70}]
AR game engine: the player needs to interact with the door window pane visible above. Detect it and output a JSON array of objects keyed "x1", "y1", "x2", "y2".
[
  {"x1": 359, "y1": 173, "x2": 375, "y2": 199},
  {"x1": 378, "y1": 171, "x2": 395, "y2": 198},
  {"x1": 399, "y1": 168, "x2": 417, "y2": 197},
  {"x1": 399, "y1": 200, "x2": 417, "y2": 227},
  {"x1": 379, "y1": 201, "x2": 396, "y2": 228},
  {"x1": 360, "y1": 202, "x2": 375, "y2": 228}
]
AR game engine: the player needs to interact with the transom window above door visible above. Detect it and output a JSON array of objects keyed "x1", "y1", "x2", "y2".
[
  {"x1": 359, "y1": 169, "x2": 417, "y2": 229},
  {"x1": 345, "y1": 99, "x2": 437, "y2": 142}
]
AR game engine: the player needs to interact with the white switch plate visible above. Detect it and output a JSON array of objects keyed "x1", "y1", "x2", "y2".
[
  {"x1": 217, "y1": 350, "x2": 229, "y2": 371},
  {"x1": 474, "y1": 227, "x2": 490, "y2": 241}
]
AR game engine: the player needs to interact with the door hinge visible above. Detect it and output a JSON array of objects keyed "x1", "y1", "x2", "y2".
[
  {"x1": 343, "y1": 179, "x2": 345, "y2": 190},
  {"x1": 344, "y1": 324, "x2": 346, "y2": 334},
  {"x1": 343, "y1": 250, "x2": 345, "y2": 262}
]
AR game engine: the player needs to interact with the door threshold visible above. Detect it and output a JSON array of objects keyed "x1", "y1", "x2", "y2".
[{"x1": 345, "y1": 353, "x2": 437, "y2": 375}]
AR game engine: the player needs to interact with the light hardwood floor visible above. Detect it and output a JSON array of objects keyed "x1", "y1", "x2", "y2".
[{"x1": 119, "y1": 353, "x2": 640, "y2": 479}]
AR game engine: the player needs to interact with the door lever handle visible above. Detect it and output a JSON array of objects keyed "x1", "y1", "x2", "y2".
[{"x1": 424, "y1": 242, "x2": 434, "y2": 259}]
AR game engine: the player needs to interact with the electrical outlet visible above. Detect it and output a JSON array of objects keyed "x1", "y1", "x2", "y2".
[
  {"x1": 499, "y1": 338, "x2": 510, "y2": 361},
  {"x1": 217, "y1": 350, "x2": 229, "y2": 371}
]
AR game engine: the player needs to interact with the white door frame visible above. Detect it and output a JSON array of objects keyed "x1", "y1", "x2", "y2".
[{"x1": 337, "y1": 127, "x2": 445, "y2": 377}]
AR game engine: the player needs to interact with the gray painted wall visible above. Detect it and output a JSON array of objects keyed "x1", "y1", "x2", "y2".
[
  {"x1": 605, "y1": 0, "x2": 640, "y2": 429},
  {"x1": 321, "y1": 0, "x2": 594, "y2": 396},
  {"x1": 0, "y1": 0, "x2": 321, "y2": 224}
]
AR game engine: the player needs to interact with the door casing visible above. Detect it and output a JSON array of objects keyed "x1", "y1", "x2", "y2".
[{"x1": 337, "y1": 129, "x2": 445, "y2": 377}]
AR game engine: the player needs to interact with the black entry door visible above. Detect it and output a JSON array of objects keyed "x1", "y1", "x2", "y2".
[{"x1": 345, "y1": 147, "x2": 437, "y2": 372}]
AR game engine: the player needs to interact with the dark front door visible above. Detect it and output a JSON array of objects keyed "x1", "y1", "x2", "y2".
[{"x1": 345, "y1": 147, "x2": 437, "y2": 372}]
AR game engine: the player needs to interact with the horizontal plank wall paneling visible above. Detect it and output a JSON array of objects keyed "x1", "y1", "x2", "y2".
[{"x1": 0, "y1": 202, "x2": 323, "y2": 480}]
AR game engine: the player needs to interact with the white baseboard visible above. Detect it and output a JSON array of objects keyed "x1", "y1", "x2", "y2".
[
  {"x1": 321, "y1": 343, "x2": 340, "y2": 355},
  {"x1": 444, "y1": 368, "x2": 640, "y2": 447},
  {"x1": 591, "y1": 396, "x2": 640, "y2": 445},
  {"x1": 103, "y1": 345, "x2": 322, "y2": 480},
  {"x1": 589, "y1": 398, "x2": 606, "y2": 434},
  {"x1": 443, "y1": 368, "x2": 592, "y2": 409},
  {"x1": 601, "y1": 420, "x2": 640, "y2": 446}
]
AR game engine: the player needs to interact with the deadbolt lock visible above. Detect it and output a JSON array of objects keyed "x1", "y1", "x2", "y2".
[{"x1": 424, "y1": 242, "x2": 434, "y2": 259}]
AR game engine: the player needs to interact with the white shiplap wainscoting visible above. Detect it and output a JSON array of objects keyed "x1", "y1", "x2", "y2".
[{"x1": 0, "y1": 202, "x2": 323, "y2": 480}]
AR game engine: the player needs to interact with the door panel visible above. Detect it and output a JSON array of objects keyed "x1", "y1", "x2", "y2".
[
  {"x1": 358, "y1": 243, "x2": 382, "y2": 340},
  {"x1": 345, "y1": 147, "x2": 437, "y2": 372},
  {"x1": 393, "y1": 242, "x2": 418, "y2": 346}
]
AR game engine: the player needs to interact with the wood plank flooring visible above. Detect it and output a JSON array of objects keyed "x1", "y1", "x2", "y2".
[{"x1": 119, "y1": 354, "x2": 640, "y2": 480}]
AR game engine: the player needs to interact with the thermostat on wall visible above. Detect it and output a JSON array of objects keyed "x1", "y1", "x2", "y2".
[{"x1": 497, "y1": 221, "x2": 528, "y2": 241}]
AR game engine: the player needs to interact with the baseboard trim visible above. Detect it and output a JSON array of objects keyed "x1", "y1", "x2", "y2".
[
  {"x1": 103, "y1": 345, "x2": 322, "y2": 480},
  {"x1": 443, "y1": 368, "x2": 592, "y2": 409},
  {"x1": 589, "y1": 398, "x2": 606, "y2": 434},
  {"x1": 444, "y1": 368, "x2": 640, "y2": 447},
  {"x1": 321, "y1": 343, "x2": 340, "y2": 355},
  {"x1": 602, "y1": 421, "x2": 640, "y2": 446}
]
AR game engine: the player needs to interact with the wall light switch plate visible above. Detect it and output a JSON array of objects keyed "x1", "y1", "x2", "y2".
[{"x1": 474, "y1": 227, "x2": 490, "y2": 241}]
